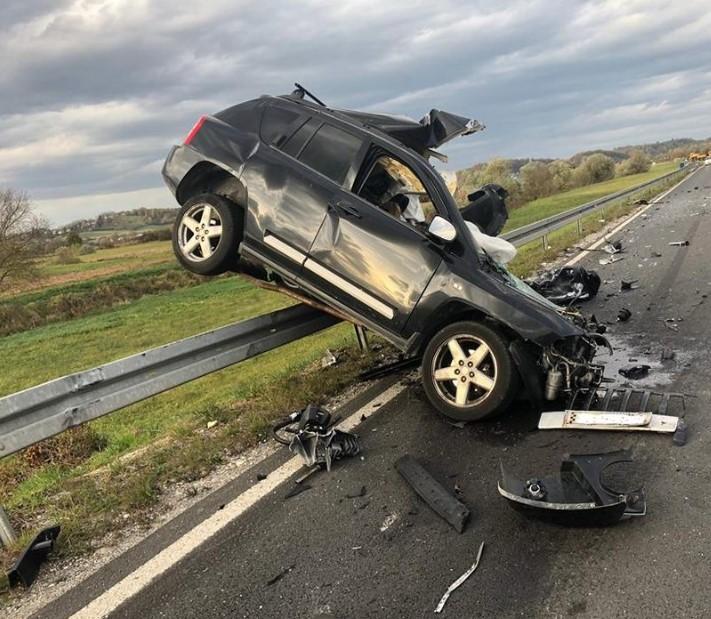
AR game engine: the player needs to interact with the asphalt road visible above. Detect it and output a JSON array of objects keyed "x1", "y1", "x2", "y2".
[{"x1": 37, "y1": 166, "x2": 711, "y2": 618}]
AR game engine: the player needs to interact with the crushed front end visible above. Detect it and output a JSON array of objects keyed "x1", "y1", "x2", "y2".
[{"x1": 540, "y1": 311, "x2": 609, "y2": 403}]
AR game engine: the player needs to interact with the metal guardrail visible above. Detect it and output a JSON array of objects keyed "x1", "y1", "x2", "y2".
[
  {"x1": 0, "y1": 304, "x2": 339, "y2": 459},
  {"x1": 502, "y1": 167, "x2": 687, "y2": 247},
  {"x1": 0, "y1": 166, "x2": 690, "y2": 462}
]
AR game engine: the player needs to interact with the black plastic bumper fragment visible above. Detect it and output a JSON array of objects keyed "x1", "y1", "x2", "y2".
[
  {"x1": 395, "y1": 455, "x2": 470, "y2": 533},
  {"x1": 7, "y1": 525, "x2": 60, "y2": 588},
  {"x1": 498, "y1": 450, "x2": 645, "y2": 527}
]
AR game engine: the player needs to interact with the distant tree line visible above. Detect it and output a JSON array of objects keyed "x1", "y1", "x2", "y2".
[{"x1": 455, "y1": 149, "x2": 654, "y2": 208}]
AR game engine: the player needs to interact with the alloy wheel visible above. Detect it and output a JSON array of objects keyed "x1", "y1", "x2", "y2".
[{"x1": 177, "y1": 202, "x2": 223, "y2": 262}]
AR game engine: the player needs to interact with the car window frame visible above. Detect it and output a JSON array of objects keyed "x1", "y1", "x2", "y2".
[
  {"x1": 350, "y1": 144, "x2": 447, "y2": 236},
  {"x1": 259, "y1": 103, "x2": 309, "y2": 147}
]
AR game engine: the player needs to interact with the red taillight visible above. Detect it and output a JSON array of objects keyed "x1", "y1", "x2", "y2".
[{"x1": 183, "y1": 116, "x2": 206, "y2": 145}]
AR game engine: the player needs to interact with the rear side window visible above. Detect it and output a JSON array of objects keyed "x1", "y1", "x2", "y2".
[
  {"x1": 282, "y1": 118, "x2": 319, "y2": 157},
  {"x1": 260, "y1": 105, "x2": 302, "y2": 145},
  {"x1": 215, "y1": 100, "x2": 263, "y2": 133},
  {"x1": 298, "y1": 124, "x2": 363, "y2": 185}
]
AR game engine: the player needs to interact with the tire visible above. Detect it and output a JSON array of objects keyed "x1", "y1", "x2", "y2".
[
  {"x1": 421, "y1": 320, "x2": 518, "y2": 421},
  {"x1": 172, "y1": 194, "x2": 241, "y2": 276}
]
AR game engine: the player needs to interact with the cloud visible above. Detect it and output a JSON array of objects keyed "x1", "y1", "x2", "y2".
[{"x1": 1, "y1": 0, "x2": 710, "y2": 224}]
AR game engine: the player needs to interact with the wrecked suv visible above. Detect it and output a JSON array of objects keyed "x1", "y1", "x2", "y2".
[{"x1": 162, "y1": 85, "x2": 605, "y2": 420}]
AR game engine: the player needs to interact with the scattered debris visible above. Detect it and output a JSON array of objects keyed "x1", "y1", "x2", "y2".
[
  {"x1": 285, "y1": 484, "x2": 312, "y2": 499},
  {"x1": 395, "y1": 455, "x2": 470, "y2": 533},
  {"x1": 668, "y1": 241, "x2": 689, "y2": 246},
  {"x1": 605, "y1": 239, "x2": 623, "y2": 253},
  {"x1": 359, "y1": 356, "x2": 420, "y2": 380},
  {"x1": 257, "y1": 472, "x2": 268, "y2": 481},
  {"x1": 498, "y1": 450, "x2": 646, "y2": 526},
  {"x1": 538, "y1": 410, "x2": 686, "y2": 444},
  {"x1": 620, "y1": 279, "x2": 639, "y2": 291},
  {"x1": 320, "y1": 348, "x2": 338, "y2": 368},
  {"x1": 527, "y1": 266, "x2": 601, "y2": 304},
  {"x1": 272, "y1": 404, "x2": 361, "y2": 471},
  {"x1": 617, "y1": 308, "x2": 632, "y2": 322},
  {"x1": 651, "y1": 250, "x2": 663, "y2": 258},
  {"x1": 661, "y1": 348, "x2": 676, "y2": 361},
  {"x1": 599, "y1": 254, "x2": 624, "y2": 266},
  {"x1": 634, "y1": 198, "x2": 649, "y2": 206},
  {"x1": 206, "y1": 420, "x2": 218, "y2": 429},
  {"x1": 7, "y1": 525, "x2": 61, "y2": 588},
  {"x1": 266, "y1": 564, "x2": 295, "y2": 586},
  {"x1": 434, "y1": 542, "x2": 485, "y2": 614},
  {"x1": 619, "y1": 365, "x2": 651, "y2": 380},
  {"x1": 663, "y1": 317, "x2": 681, "y2": 331}
]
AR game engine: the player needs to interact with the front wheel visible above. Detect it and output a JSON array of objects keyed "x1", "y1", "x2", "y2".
[
  {"x1": 172, "y1": 193, "x2": 241, "y2": 276},
  {"x1": 421, "y1": 321, "x2": 518, "y2": 421}
]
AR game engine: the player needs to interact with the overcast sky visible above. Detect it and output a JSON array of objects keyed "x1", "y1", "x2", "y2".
[{"x1": 2, "y1": 0, "x2": 711, "y2": 226}]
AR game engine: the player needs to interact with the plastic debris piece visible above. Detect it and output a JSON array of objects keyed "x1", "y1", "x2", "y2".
[
  {"x1": 320, "y1": 349, "x2": 338, "y2": 368},
  {"x1": 668, "y1": 241, "x2": 689, "y2": 246},
  {"x1": 619, "y1": 365, "x2": 651, "y2": 380},
  {"x1": 434, "y1": 542, "x2": 485, "y2": 614},
  {"x1": 620, "y1": 280, "x2": 639, "y2": 291},
  {"x1": 660, "y1": 348, "x2": 675, "y2": 361},
  {"x1": 617, "y1": 308, "x2": 632, "y2": 322},
  {"x1": 396, "y1": 455, "x2": 470, "y2": 533},
  {"x1": 7, "y1": 525, "x2": 60, "y2": 588}
]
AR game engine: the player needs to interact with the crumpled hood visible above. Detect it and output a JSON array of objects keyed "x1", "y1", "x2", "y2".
[{"x1": 335, "y1": 108, "x2": 483, "y2": 151}]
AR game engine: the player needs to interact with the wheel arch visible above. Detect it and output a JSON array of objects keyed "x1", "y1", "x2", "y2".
[
  {"x1": 413, "y1": 300, "x2": 519, "y2": 356},
  {"x1": 176, "y1": 161, "x2": 248, "y2": 211}
]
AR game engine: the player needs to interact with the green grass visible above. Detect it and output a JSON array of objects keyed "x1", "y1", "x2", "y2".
[
  {"x1": 38, "y1": 240, "x2": 173, "y2": 278},
  {"x1": 504, "y1": 162, "x2": 678, "y2": 232},
  {"x1": 0, "y1": 274, "x2": 372, "y2": 577}
]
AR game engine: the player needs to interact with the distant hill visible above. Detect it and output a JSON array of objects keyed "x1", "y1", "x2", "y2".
[{"x1": 59, "y1": 207, "x2": 178, "y2": 234}]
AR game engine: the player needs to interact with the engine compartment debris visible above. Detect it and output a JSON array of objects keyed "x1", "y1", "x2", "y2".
[
  {"x1": 272, "y1": 403, "x2": 361, "y2": 471},
  {"x1": 498, "y1": 450, "x2": 646, "y2": 526},
  {"x1": 395, "y1": 455, "x2": 470, "y2": 533},
  {"x1": 434, "y1": 541, "x2": 485, "y2": 614},
  {"x1": 527, "y1": 266, "x2": 601, "y2": 304}
]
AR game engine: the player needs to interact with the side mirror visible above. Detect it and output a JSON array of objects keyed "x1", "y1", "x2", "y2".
[{"x1": 428, "y1": 216, "x2": 457, "y2": 243}]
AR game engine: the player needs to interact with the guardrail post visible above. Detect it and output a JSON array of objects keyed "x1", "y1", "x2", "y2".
[
  {"x1": 576, "y1": 218, "x2": 582, "y2": 237},
  {"x1": 0, "y1": 506, "x2": 17, "y2": 547},
  {"x1": 354, "y1": 325, "x2": 369, "y2": 352}
]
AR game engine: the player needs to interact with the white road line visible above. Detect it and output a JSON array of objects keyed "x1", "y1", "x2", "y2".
[
  {"x1": 71, "y1": 381, "x2": 407, "y2": 619},
  {"x1": 564, "y1": 167, "x2": 700, "y2": 267}
]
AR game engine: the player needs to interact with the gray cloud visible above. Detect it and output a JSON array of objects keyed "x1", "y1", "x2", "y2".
[{"x1": 1, "y1": 0, "x2": 710, "y2": 225}]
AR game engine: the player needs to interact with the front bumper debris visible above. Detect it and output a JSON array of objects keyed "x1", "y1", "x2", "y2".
[{"x1": 498, "y1": 450, "x2": 646, "y2": 526}]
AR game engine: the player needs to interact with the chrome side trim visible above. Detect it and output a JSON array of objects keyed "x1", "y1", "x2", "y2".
[
  {"x1": 264, "y1": 234, "x2": 307, "y2": 265},
  {"x1": 304, "y1": 258, "x2": 395, "y2": 319}
]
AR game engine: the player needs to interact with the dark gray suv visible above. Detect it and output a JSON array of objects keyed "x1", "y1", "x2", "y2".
[{"x1": 162, "y1": 86, "x2": 606, "y2": 420}]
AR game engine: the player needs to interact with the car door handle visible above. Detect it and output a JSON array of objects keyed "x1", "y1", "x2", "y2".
[{"x1": 329, "y1": 201, "x2": 362, "y2": 219}]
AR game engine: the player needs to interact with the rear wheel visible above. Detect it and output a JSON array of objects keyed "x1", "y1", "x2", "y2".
[
  {"x1": 172, "y1": 194, "x2": 240, "y2": 275},
  {"x1": 421, "y1": 321, "x2": 517, "y2": 421}
]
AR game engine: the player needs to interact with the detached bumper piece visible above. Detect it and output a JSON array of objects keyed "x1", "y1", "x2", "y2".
[
  {"x1": 498, "y1": 450, "x2": 646, "y2": 527},
  {"x1": 396, "y1": 455, "x2": 470, "y2": 533},
  {"x1": 7, "y1": 525, "x2": 60, "y2": 588}
]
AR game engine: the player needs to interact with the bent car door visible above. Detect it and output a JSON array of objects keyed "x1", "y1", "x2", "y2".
[
  {"x1": 306, "y1": 145, "x2": 444, "y2": 332},
  {"x1": 240, "y1": 105, "x2": 365, "y2": 276}
]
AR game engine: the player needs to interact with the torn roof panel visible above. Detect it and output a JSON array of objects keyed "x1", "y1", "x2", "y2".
[{"x1": 333, "y1": 108, "x2": 484, "y2": 151}]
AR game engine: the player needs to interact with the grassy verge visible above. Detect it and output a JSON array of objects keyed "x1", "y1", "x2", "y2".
[
  {"x1": 503, "y1": 161, "x2": 678, "y2": 233},
  {"x1": 0, "y1": 264, "x2": 209, "y2": 337},
  {"x1": 0, "y1": 274, "x2": 376, "y2": 582},
  {"x1": 4, "y1": 240, "x2": 174, "y2": 298}
]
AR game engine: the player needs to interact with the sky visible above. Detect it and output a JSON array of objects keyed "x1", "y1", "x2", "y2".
[{"x1": 2, "y1": 0, "x2": 711, "y2": 226}]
